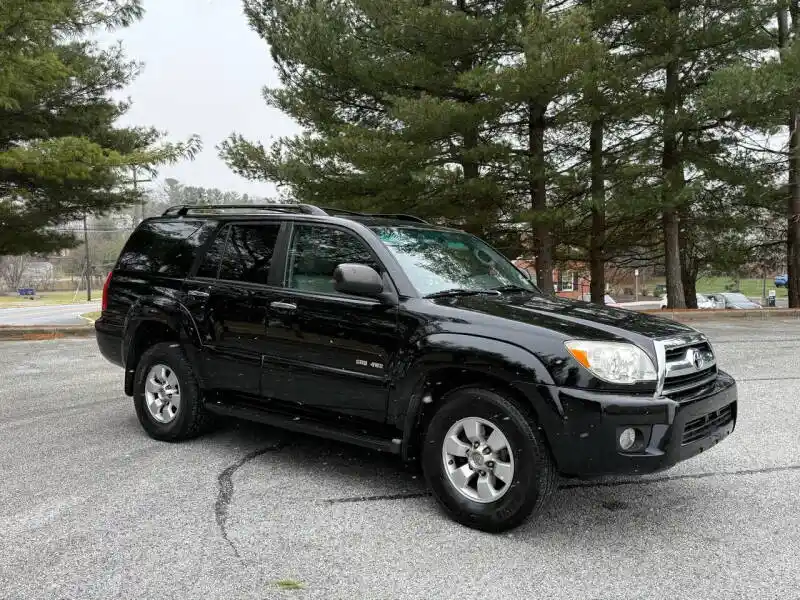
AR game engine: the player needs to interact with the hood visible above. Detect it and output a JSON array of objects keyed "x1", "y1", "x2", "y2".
[{"x1": 435, "y1": 292, "x2": 695, "y2": 345}]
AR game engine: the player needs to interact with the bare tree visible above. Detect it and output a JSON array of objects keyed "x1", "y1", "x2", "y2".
[{"x1": 0, "y1": 256, "x2": 30, "y2": 292}]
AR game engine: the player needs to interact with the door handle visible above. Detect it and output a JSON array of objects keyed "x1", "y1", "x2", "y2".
[
  {"x1": 270, "y1": 301, "x2": 297, "y2": 311},
  {"x1": 188, "y1": 290, "x2": 210, "y2": 298}
]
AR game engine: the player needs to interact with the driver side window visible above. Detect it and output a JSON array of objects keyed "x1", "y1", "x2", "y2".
[{"x1": 285, "y1": 224, "x2": 380, "y2": 295}]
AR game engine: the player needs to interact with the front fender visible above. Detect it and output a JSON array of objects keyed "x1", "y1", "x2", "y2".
[{"x1": 389, "y1": 333, "x2": 560, "y2": 459}]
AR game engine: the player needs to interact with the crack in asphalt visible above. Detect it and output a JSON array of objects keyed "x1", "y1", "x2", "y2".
[
  {"x1": 323, "y1": 464, "x2": 800, "y2": 505},
  {"x1": 215, "y1": 442, "x2": 285, "y2": 561}
]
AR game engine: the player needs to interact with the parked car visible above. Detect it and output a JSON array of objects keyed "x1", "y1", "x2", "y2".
[
  {"x1": 96, "y1": 203, "x2": 738, "y2": 533},
  {"x1": 706, "y1": 292, "x2": 762, "y2": 309},
  {"x1": 775, "y1": 274, "x2": 788, "y2": 288},
  {"x1": 660, "y1": 293, "x2": 715, "y2": 310},
  {"x1": 578, "y1": 293, "x2": 620, "y2": 307}
]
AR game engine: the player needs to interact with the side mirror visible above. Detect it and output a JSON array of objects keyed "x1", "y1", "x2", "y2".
[{"x1": 333, "y1": 263, "x2": 384, "y2": 297}]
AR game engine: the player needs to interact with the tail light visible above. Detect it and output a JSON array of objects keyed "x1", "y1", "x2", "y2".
[{"x1": 101, "y1": 271, "x2": 113, "y2": 311}]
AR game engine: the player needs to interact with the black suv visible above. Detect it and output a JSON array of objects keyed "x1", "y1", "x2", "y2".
[{"x1": 96, "y1": 204, "x2": 737, "y2": 532}]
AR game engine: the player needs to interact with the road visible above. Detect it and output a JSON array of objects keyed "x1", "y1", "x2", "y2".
[
  {"x1": 1, "y1": 321, "x2": 799, "y2": 599},
  {"x1": 0, "y1": 302, "x2": 99, "y2": 326}
]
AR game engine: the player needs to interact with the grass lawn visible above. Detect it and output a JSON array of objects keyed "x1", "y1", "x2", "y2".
[
  {"x1": 694, "y1": 277, "x2": 787, "y2": 298},
  {"x1": 0, "y1": 290, "x2": 95, "y2": 307},
  {"x1": 646, "y1": 276, "x2": 787, "y2": 298},
  {"x1": 81, "y1": 311, "x2": 101, "y2": 322}
]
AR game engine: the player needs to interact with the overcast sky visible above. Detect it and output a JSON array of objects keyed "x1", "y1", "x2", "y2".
[{"x1": 103, "y1": 0, "x2": 300, "y2": 197}]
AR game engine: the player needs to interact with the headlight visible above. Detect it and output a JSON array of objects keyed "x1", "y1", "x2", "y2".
[{"x1": 564, "y1": 340, "x2": 657, "y2": 384}]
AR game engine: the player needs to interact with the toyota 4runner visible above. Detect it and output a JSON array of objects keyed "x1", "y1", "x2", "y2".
[{"x1": 96, "y1": 204, "x2": 737, "y2": 532}]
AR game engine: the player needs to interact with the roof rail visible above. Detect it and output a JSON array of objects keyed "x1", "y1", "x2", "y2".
[
  {"x1": 161, "y1": 203, "x2": 328, "y2": 217},
  {"x1": 322, "y1": 207, "x2": 429, "y2": 224},
  {"x1": 160, "y1": 203, "x2": 429, "y2": 223}
]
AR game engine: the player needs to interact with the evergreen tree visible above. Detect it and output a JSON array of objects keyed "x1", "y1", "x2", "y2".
[
  {"x1": 223, "y1": 0, "x2": 602, "y2": 294},
  {"x1": 700, "y1": 0, "x2": 800, "y2": 306},
  {"x1": 614, "y1": 0, "x2": 775, "y2": 307},
  {"x1": 0, "y1": 0, "x2": 200, "y2": 257},
  {"x1": 223, "y1": 1, "x2": 515, "y2": 241}
]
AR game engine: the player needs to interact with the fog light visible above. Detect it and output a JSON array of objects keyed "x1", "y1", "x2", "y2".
[{"x1": 619, "y1": 428, "x2": 637, "y2": 451}]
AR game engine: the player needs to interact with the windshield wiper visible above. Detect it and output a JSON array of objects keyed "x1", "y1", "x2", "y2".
[
  {"x1": 423, "y1": 288, "x2": 502, "y2": 299},
  {"x1": 491, "y1": 284, "x2": 533, "y2": 293}
]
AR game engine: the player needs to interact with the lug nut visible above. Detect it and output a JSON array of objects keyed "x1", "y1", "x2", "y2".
[
  {"x1": 483, "y1": 447, "x2": 491, "y2": 455},
  {"x1": 480, "y1": 471, "x2": 487, "y2": 477},
  {"x1": 448, "y1": 459, "x2": 454, "y2": 465},
  {"x1": 487, "y1": 461, "x2": 495, "y2": 468},
  {"x1": 473, "y1": 441, "x2": 480, "y2": 449}
]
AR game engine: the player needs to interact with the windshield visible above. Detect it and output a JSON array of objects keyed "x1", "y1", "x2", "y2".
[{"x1": 371, "y1": 226, "x2": 538, "y2": 297}]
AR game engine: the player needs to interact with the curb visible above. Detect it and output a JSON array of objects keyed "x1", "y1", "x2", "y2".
[
  {"x1": 643, "y1": 308, "x2": 800, "y2": 322},
  {"x1": 0, "y1": 325, "x2": 95, "y2": 341}
]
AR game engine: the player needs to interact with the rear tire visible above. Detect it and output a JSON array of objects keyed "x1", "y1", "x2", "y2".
[
  {"x1": 422, "y1": 387, "x2": 557, "y2": 533},
  {"x1": 133, "y1": 342, "x2": 214, "y2": 442}
]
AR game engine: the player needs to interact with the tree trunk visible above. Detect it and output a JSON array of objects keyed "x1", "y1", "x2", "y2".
[
  {"x1": 786, "y1": 2, "x2": 800, "y2": 307},
  {"x1": 661, "y1": 0, "x2": 686, "y2": 309},
  {"x1": 678, "y1": 213, "x2": 698, "y2": 308},
  {"x1": 663, "y1": 209, "x2": 684, "y2": 307},
  {"x1": 528, "y1": 101, "x2": 554, "y2": 295},
  {"x1": 680, "y1": 251, "x2": 698, "y2": 308},
  {"x1": 589, "y1": 118, "x2": 606, "y2": 304}
]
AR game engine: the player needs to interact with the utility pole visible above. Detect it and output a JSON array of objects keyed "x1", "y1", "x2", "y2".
[
  {"x1": 123, "y1": 166, "x2": 153, "y2": 227},
  {"x1": 83, "y1": 214, "x2": 91, "y2": 302}
]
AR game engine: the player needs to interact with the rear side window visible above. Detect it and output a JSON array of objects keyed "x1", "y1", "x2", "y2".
[
  {"x1": 217, "y1": 223, "x2": 282, "y2": 284},
  {"x1": 116, "y1": 220, "x2": 209, "y2": 277},
  {"x1": 195, "y1": 226, "x2": 229, "y2": 279}
]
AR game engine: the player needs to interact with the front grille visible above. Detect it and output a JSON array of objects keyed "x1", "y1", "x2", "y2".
[
  {"x1": 682, "y1": 404, "x2": 734, "y2": 445},
  {"x1": 663, "y1": 365, "x2": 717, "y2": 400},
  {"x1": 665, "y1": 341, "x2": 712, "y2": 362},
  {"x1": 661, "y1": 339, "x2": 717, "y2": 402}
]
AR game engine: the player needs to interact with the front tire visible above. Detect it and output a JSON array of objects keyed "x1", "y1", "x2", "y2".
[
  {"x1": 422, "y1": 387, "x2": 557, "y2": 533},
  {"x1": 133, "y1": 342, "x2": 213, "y2": 442}
]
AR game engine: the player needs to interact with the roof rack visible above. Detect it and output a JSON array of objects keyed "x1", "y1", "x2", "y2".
[
  {"x1": 161, "y1": 203, "x2": 428, "y2": 223},
  {"x1": 162, "y1": 203, "x2": 327, "y2": 217},
  {"x1": 321, "y1": 207, "x2": 429, "y2": 224}
]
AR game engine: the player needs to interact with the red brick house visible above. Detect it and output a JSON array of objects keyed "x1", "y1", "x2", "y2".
[{"x1": 513, "y1": 258, "x2": 590, "y2": 299}]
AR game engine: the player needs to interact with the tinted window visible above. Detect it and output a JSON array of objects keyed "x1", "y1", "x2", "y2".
[
  {"x1": 196, "y1": 226, "x2": 229, "y2": 279},
  {"x1": 116, "y1": 220, "x2": 209, "y2": 277},
  {"x1": 217, "y1": 223, "x2": 281, "y2": 284},
  {"x1": 286, "y1": 225, "x2": 379, "y2": 295}
]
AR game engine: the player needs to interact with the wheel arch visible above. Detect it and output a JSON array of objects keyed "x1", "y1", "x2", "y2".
[
  {"x1": 392, "y1": 334, "x2": 562, "y2": 465},
  {"x1": 122, "y1": 299, "x2": 200, "y2": 396}
]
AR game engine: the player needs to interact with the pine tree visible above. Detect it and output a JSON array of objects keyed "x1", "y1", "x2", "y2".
[
  {"x1": 696, "y1": 1, "x2": 800, "y2": 306},
  {"x1": 609, "y1": 0, "x2": 776, "y2": 308},
  {"x1": 224, "y1": 0, "x2": 605, "y2": 294},
  {"x1": 0, "y1": 0, "x2": 200, "y2": 257},
  {"x1": 223, "y1": 1, "x2": 515, "y2": 241}
]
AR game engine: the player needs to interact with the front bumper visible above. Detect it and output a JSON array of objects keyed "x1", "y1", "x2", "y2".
[{"x1": 528, "y1": 371, "x2": 737, "y2": 476}]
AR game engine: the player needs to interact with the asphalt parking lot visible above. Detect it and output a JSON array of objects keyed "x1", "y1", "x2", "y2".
[{"x1": 1, "y1": 319, "x2": 799, "y2": 600}]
